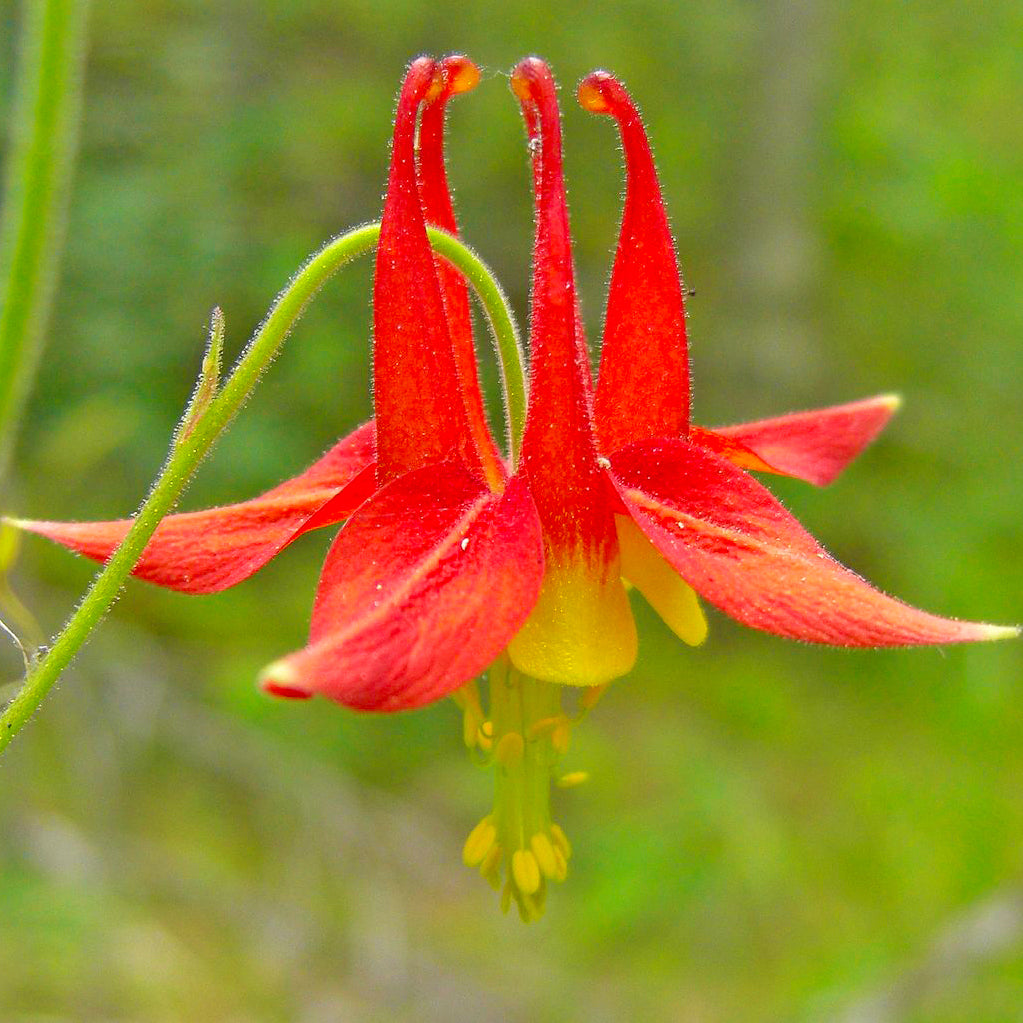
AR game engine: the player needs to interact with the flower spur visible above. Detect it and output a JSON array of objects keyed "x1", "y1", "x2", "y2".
[{"x1": 10, "y1": 55, "x2": 1015, "y2": 920}]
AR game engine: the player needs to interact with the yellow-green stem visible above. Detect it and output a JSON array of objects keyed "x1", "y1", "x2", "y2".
[{"x1": 0, "y1": 0, "x2": 90, "y2": 482}]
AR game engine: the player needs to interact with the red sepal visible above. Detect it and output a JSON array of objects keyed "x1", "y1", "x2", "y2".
[
  {"x1": 261, "y1": 464, "x2": 543, "y2": 711},
  {"x1": 696, "y1": 395, "x2": 901, "y2": 486},
  {"x1": 373, "y1": 57, "x2": 484, "y2": 485},
  {"x1": 580, "y1": 71, "x2": 691, "y2": 451},
  {"x1": 14, "y1": 422, "x2": 376, "y2": 594},
  {"x1": 610, "y1": 437, "x2": 1005, "y2": 646}
]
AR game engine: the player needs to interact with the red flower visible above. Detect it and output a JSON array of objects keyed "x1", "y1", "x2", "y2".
[{"x1": 14, "y1": 55, "x2": 1013, "y2": 918}]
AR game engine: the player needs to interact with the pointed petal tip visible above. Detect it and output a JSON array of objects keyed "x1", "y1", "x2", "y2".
[
  {"x1": 612, "y1": 439, "x2": 1016, "y2": 650},
  {"x1": 259, "y1": 660, "x2": 312, "y2": 700},
  {"x1": 704, "y1": 392, "x2": 908, "y2": 487},
  {"x1": 974, "y1": 623, "x2": 1020, "y2": 642}
]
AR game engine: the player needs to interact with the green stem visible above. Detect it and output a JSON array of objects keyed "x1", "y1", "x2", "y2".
[
  {"x1": 0, "y1": 222, "x2": 524, "y2": 755},
  {"x1": 427, "y1": 228, "x2": 526, "y2": 467},
  {"x1": 0, "y1": 0, "x2": 90, "y2": 483}
]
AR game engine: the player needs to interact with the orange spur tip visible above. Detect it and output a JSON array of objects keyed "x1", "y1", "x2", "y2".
[
  {"x1": 440, "y1": 54, "x2": 480, "y2": 95},
  {"x1": 510, "y1": 57, "x2": 552, "y2": 102},
  {"x1": 577, "y1": 71, "x2": 614, "y2": 113}
]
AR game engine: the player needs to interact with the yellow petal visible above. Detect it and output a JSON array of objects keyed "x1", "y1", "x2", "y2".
[{"x1": 616, "y1": 515, "x2": 708, "y2": 646}]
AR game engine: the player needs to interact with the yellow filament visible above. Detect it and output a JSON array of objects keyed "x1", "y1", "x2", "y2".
[
  {"x1": 552, "y1": 720, "x2": 571, "y2": 756},
  {"x1": 579, "y1": 684, "x2": 609, "y2": 712},
  {"x1": 494, "y1": 731, "x2": 525, "y2": 766},
  {"x1": 527, "y1": 715, "x2": 562, "y2": 739}
]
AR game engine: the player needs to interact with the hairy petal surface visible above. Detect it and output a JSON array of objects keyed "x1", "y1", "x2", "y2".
[
  {"x1": 373, "y1": 56, "x2": 483, "y2": 484},
  {"x1": 11, "y1": 422, "x2": 377, "y2": 594},
  {"x1": 417, "y1": 55, "x2": 503, "y2": 485},
  {"x1": 507, "y1": 58, "x2": 636, "y2": 685},
  {"x1": 580, "y1": 71, "x2": 691, "y2": 450},
  {"x1": 695, "y1": 394, "x2": 902, "y2": 487},
  {"x1": 610, "y1": 437, "x2": 1013, "y2": 646},
  {"x1": 261, "y1": 463, "x2": 544, "y2": 711}
]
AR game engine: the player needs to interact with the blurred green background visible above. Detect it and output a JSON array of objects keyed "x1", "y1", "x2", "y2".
[{"x1": 1, "y1": 0, "x2": 1021, "y2": 1020}]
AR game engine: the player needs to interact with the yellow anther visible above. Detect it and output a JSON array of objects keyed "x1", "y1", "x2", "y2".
[
  {"x1": 495, "y1": 731, "x2": 525, "y2": 765},
  {"x1": 550, "y1": 823, "x2": 572, "y2": 860},
  {"x1": 551, "y1": 845, "x2": 568, "y2": 882},
  {"x1": 480, "y1": 842, "x2": 503, "y2": 889},
  {"x1": 476, "y1": 726, "x2": 493, "y2": 753},
  {"x1": 556, "y1": 770, "x2": 590, "y2": 789},
  {"x1": 480, "y1": 720, "x2": 494, "y2": 738},
  {"x1": 462, "y1": 817, "x2": 496, "y2": 868},
  {"x1": 552, "y1": 720, "x2": 571, "y2": 756},
  {"x1": 579, "y1": 683, "x2": 609, "y2": 712},
  {"x1": 527, "y1": 715, "x2": 562, "y2": 739},
  {"x1": 500, "y1": 882, "x2": 513, "y2": 915},
  {"x1": 530, "y1": 832, "x2": 559, "y2": 879},
  {"x1": 511, "y1": 848, "x2": 541, "y2": 895}
]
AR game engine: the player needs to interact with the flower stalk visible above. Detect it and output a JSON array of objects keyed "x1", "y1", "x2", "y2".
[
  {"x1": 0, "y1": 0, "x2": 90, "y2": 482},
  {"x1": 0, "y1": 223, "x2": 524, "y2": 755}
]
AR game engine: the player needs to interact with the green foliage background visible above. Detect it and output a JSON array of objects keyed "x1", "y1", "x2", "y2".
[{"x1": 1, "y1": 1, "x2": 1021, "y2": 1019}]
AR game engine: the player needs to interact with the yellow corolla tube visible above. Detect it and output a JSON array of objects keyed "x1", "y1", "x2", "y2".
[{"x1": 507, "y1": 551, "x2": 638, "y2": 685}]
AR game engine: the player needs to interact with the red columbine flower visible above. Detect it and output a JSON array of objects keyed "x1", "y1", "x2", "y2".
[{"x1": 13, "y1": 56, "x2": 1014, "y2": 920}]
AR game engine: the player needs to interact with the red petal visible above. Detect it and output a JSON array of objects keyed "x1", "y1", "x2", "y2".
[
  {"x1": 373, "y1": 57, "x2": 484, "y2": 484},
  {"x1": 14, "y1": 422, "x2": 377, "y2": 594},
  {"x1": 696, "y1": 394, "x2": 901, "y2": 486},
  {"x1": 417, "y1": 55, "x2": 503, "y2": 486},
  {"x1": 610, "y1": 437, "x2": 1012, "y2": 646},
  {"x1": 260, "y1": 464, "x2": 543, "y2": 711},
  {"x1": 580, "y1": 71, "x2": 691, "y2": 451}
]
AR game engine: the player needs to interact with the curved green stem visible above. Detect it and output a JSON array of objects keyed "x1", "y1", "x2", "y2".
[
  {"x1": 0, "y1": 222, "x2": 524, "y2": 755},
  {"x1": 0, "y1": 0, "x2": 90, "y2": 483},
  {"x1": 427, "y1": 228, "x2": 526, "y2": 466}
]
